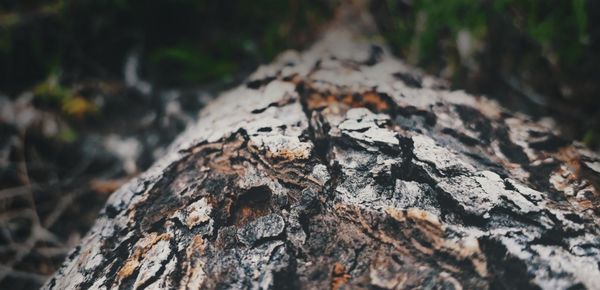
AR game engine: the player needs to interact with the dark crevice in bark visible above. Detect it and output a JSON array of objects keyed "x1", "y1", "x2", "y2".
[
  {"x1": 99, "y1": 236, "x2": 139, "y2": 289},
  {"x1": 269, "y1": 244, "x2": 300, "y2": 290},
  {"x1": 136, "y1": 161, "x2": 188, "y2": 232},
  {"x1": 496, "y1": 128, "x2": 530, "y2": 165},
  {"x1": 166, "y1": 246, "x2": 187, "y2": 290},
  {"x1": 454, "y1": 105, "x2": 494, "y2": 145},
  {"x1": 394, "y1": 105, "x2": 437, "y2": 127},
  {"x1": 296, "y1": 81, "x2": 341, "y2": 205},
  {"x1": 503, "y1": 180, "x2": 538, "y2": 205},
  {"x1": 230, "y1": 186, "x2": 273, "y2": 227},
  {"x1": 393, "y1": 137, "x2": 489, "y2": 228},
  {"x1": 486, "y1": 206, "x2": 545, "y2": 229},
  {"x1": 466, "y1": 151, "x2": 510, "y2": 176},
  {"x1": 363, "y1": 45, "x2": 384, "y2": 66},
  {"x1": 392, "y1": 72, "x2": 423, "y2": 88},
  {"x1": 525, "y1": 162, "x2": 566, "y2": 202},
  {"x1": 441, "y1": 127, "x2": 481, "y2": 146},
  {"x1": 246, "y1": 76, "x2": 277, "y2": 90},
  {"x1": 528, "y1": 134, "x2": 569, "y2": 152},
  {"x1": 479, "y1": 237, "x2": 541, "y2": 290}
]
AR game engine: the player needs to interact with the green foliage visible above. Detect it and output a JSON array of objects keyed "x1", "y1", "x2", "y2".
[
  {"x1": 33, "y1": 71, "x2": 72, "y2": 103},
  {"x1": 33, "y1": 71, "x2": 97, "y2": 118},
  {"x1": 383, "y1": 0, "x2": 589, "y2": 67},
  {"x1": 58, "y1": 126, "x2": 78, "y2": 142},
  {"x1": 495, "y1": 0, "x2": 588, "y2": 64},
  {"x1": 0, "y1": 0, "x2": 332, "y2": 90},
  {"x1": 150, "y1": 44, "x2": 237, "y2": 82}
]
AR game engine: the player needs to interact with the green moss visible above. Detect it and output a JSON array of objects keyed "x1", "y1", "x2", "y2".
[
  {"x1": 583, "y1": 130, "x2": 600, "y2": 149},
  {"x1": 33, "y1": 71, "x2": 72, "y2": 103},
  {"x1": 150, "y1": 44, "x2": 237, "y2": 82},
  {"x1": 58, "y1": 126, "x2": 78, "y2": 142}
]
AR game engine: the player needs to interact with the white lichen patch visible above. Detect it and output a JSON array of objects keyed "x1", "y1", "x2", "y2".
[
  {"x1": 173, "y1": 198, "x2": 213, "y2": 230},
  {"x1": 529, "y1": 245, "x2": 600, "y2": 290},
  {"x1": 178, "y1": 236, "x2": 206, "y2": 290},
  {"x1": 548, "y1": 164, "x2": 588, "y2": 198},
  {"x1": 338, "y1": 108, "x2": 398, "y2": 146},
  {"x1": 241, "y1": 241, "x2": 287, "y2": 289},
  {"x1": 237, "y1": 214, "x2": 286, "y2": 246},
  {"x1": 412, "y1": 135, "x2": 475, "y2": 173},
  {"x1": 437, "y1": 175, "x2": 499, "y2": 217},
  {"x1": 310, "y1": 164, "x2": 330, "y2": 185},
  {"x1": 250, "y1": 135, "x2": 313, "y2": 161}
]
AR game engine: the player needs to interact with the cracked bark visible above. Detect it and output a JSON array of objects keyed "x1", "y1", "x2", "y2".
[{"x1": 45, "y1": 5, "x2": 600, "y2": 290}]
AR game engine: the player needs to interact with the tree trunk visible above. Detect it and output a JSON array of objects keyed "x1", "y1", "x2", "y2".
[{"x1": 45, "y1": 5, "x2": 600, "y2": 290}]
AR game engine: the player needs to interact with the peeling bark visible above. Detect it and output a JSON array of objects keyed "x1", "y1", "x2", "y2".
[{"x1": 45, "y1": 6, "x2": 600, "y2": 290}]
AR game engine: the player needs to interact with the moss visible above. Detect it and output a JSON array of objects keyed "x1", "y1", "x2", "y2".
[
  {"x1": 58, "y1": 126, "x2": 78, "y2": 142},
  {"x1": 583, "y1": 130, "x2": 600, "y2": 149},
  {"x1": 33, "y1": 72, "x2": 72, "y2": 103}
]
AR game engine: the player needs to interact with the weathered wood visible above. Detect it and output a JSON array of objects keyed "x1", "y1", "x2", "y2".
[{"x1": 45, "y1": 5, "x2": 600, "y2": 290}]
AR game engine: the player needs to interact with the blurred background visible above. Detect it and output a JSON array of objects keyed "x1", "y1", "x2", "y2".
[{"x1": 0, "y1": 0, "x2": 598, "y2": 288}]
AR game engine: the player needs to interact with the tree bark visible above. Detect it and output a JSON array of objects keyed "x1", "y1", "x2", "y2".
[{"x1": 45, "y1": 5, "x2": 600, "y2": 290}]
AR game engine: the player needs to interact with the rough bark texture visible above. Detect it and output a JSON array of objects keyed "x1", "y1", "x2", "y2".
[{"x1": 45, "y1": 6, "x2": 600, "y2": 290}]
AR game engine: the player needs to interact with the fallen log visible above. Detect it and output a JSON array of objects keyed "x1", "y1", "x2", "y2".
[{"x1": 45, "y1": 4, "x2": 600, "y2": 290}]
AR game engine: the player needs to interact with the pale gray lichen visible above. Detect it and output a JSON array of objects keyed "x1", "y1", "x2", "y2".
[{"x1": 237, "y1": 214, "x2": 286, "y2": 246}]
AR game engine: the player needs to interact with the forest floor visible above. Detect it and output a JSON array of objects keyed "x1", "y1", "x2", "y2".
[{"x1": 0, "y1": 61, "x2": 231, "y2": 288}]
